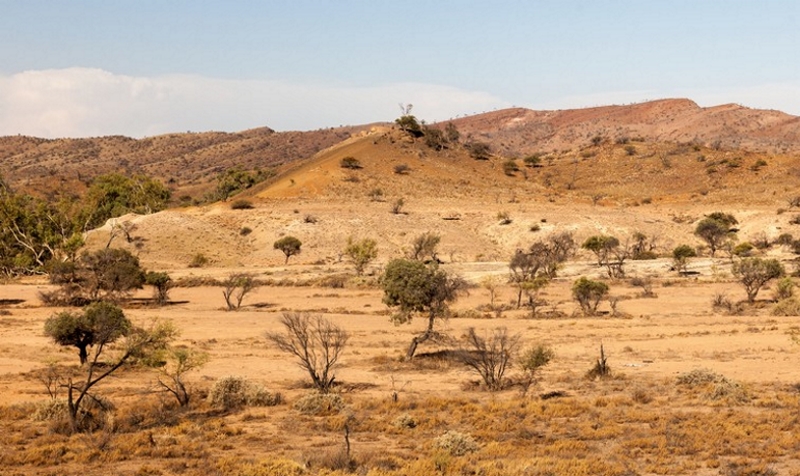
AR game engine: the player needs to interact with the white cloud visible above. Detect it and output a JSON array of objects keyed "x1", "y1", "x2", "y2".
[{"x1": 0, "y1": 68, "x2": 509, "y2": 138}]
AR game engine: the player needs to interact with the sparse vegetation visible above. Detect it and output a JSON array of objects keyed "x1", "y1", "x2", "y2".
[
  {"x1": 344, "y1": 237, "x2": 378, "y2": 275},
  {"x1": 732, "y1": 257, "x2": 785, "y2": 303},
  {"x1": 340, "y1": 156, "x2": 362, "y2": 169},
  {"x1": 695, "y1": 212, "x2": 738, "y2": 256},
  {"x1": 572, "y1": 277, "x2": 609, "y2": 315},
  {"x1": 456, "y1": 327, "x2": 520, "y2": 391},
  {"x1": 274, "y1": 236, "x2": 302, "y2": 264},
  {"x1": 380, "y1": 258, "x2": 468, "y2": 359},
  {"x1": 221, "y1": 273, "x2": 259, "y2": 311},
  {"x1": 266, "y1": 312, "x2": 348, "y2": 393},
  {"x1": 672, "y1": 244, "x2": 697, "y2": 274}
]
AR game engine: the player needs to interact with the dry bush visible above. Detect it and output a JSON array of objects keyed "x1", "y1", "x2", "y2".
[
  {"x1": 32, "y1": 399, "x2": 69, "y2": 422},
  {"x1": 303, "y1": 447, "x2": 355, "y2": 472},
  {"x1": 435, "y1": 430, "x2": 479, "y2": 456},
  {"x1": 456, "y1": 327, "x2": 520, "y2": 391},
  {"x1": 772, "y1": 297, "x2": 800, "y2": 316},
  {"x1": 712, "y1": 292, "x2": 745, "y2": 315},
  {"x1": 207, "y1": 376, "x2": 281, "y2": 411},
  {"x1": 292, "y1": 392, "x2": 344, "y2": 415},
  {"x1": 392, "y1": 413, "x2": 417, "y2": 429},
  {"x1": 266, "y1": 312, "x2": 349, "y2": 393},
  {"x1": 676, "y1": 368, "x2": 749, "y2": 403}
]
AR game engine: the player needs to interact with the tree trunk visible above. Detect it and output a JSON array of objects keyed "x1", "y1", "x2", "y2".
[
  {"x1": 406, "y1": 314, "x2": 436, "y2": 360},
  {"x1": 78, "y1": 345, "x2": 88, "y2": 365}
]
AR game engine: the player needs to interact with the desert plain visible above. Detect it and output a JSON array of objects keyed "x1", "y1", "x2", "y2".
[{"x1": 2, "y1": 100, "x2": 800, "y2": 475}]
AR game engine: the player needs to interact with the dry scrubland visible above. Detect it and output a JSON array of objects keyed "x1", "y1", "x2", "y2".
[{"x1": 3, "y1": 102, "x2": 800, "y2": 475}]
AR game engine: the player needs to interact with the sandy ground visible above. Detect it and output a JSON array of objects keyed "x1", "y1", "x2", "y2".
[{"x1": 2, "y1": 262, "x2": 798, "y2": 407}]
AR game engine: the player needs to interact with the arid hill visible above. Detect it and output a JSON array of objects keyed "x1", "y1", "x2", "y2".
[
  {"x1": 0, "y1": 125, "x2": 365, "y2": 199},
  {"x1": 449, "y1": 98, "x2": 800, "y2": 156},
  {"x1": 2, "y1": 98, "x2": 800, "y2": 201}
]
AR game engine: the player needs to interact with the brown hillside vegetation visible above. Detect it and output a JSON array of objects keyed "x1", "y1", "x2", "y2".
[
  {"x1": 450, "y1": 98, "x2": 800, "y2": 157},
  {"x1": 0, "y1": 125, "x2": 366, "y2": 199},
  {"x1": 4, "y1": 99, "x2": 800, "y2": 476}
]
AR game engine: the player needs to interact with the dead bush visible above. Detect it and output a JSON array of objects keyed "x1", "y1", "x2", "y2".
[
  {"x1": 207, "y1": 376, "x2": 281, "y2": 411},
  {"x1": 435, "y1": 430, "x2": 479, "y2": 456},
  {"x1": 292, "y1": 392, "x2": 344, "y2": 415}
]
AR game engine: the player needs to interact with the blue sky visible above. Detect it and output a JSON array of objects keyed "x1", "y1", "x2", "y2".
[{"x1": 1, "y1": 1, "x2": 798, "y2": 138}]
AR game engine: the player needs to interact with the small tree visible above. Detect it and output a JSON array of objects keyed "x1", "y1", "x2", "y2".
[
  {"x1": 274, "y1": 236, "x2": 302, "y2": 264},
  {"x1": 672, "y1": 244, "x2": 697, "y2": 275},
  {"x1": 157, "y1": 346, "x2": 209, "y2": 407},
  {"x1": 395, "y1": 104, "x2": 423, "y2": 138},
  {"x1": 44, "y1": 301, "x2": 132, "y2": 365},
  {"x1": 582, "y1": 235, "x2": 619, "y2": 267},
  {"x1": 456, "y1": 327, "x2": 520, "y2": 391},
  {"x1": 572, "y1": 277, "x2": 609, "y2": 316},
  {"x1": 732, "y1": 257, "x2": 785, "y2": 303},
  {"x1": 81, "y1": 247, "x2": 146, "y2": 302},
  {"x1": 380, "y1": 258, "x2": 468, "y2": 359},
  {"x1": 695, "y1": 213, "x2": 737, "y2": 257},
  {"x1": 344, "y1": 237, "x2": 378, "y2": 275},
  {"x1": 145, "y1": 271, "x2": 172, "y2": 306},
  {"x1": 519, "y1": 344, "x2": 554, "y2": 395},
  {"x1": 265, "y1": 312, "x2": 349, "y2": 393},
  {"x1": 522, "y1": 276, "x2": 550, "y2": 318},
  {"x1": 63, "y1": 319, "x2": 176, "y2": 431},
  {"x1": 408, "y1": 231, "x2": 441, "y2": 262},
  {"x1": 222, "y1": 273, "x2": 258, "y2": 311}
]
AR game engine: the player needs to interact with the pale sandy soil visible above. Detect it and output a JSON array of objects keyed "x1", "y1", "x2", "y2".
[{"x1": 2, "y1": 261, "x2": 798, "y2": 408}]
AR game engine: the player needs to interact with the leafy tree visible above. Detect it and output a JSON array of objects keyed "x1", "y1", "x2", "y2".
[
  {"x1": 519, "y1": 344, "x2": 554, "y2": 395},
  {"x1": 44, "y1": 301, "x2": 131, "y2": 365},
  {"x1": 380, "y1": 258, "x2": 467, "y2": 359},
  {"x1": 582, "y1": 235, "x2": 628, "y2": 278},
  {"x1": 80, "y1": 173, "x2": 170, "y2": 229},
  {"x1": 266, "y1": 312, "x2": 349, "y2": 393},
  {"x1": 582, "y1": 235, "x2": 620, "y2": 266},
  {"x1": 215, "y1": 167, "x2": 273, "y2": 201},
  {"x1": 509, "y1": 249, "x2": 542, "y2": 308},
  {"x1": 344, "y1": 237, "x2": 378, "y2": 275},
  {"x1": 0, "y1": 189, "x2": 80, "y2": 274},
  {"x1": 732, "y1": 257, "x2": 785, "y2": 303},
  {"x1": 572, "y1": 277, "x2": 609, "y2": 315},
  {"x1": 672, "y1": 244, "x2": 697, "y2": 274},
  {"x1": 80, "y1": 248, "x2": 145, "y2": 301},
  {"x1": 60, "y1": 316, "x2": 176, "y2": 431},
  {"x1": 509, "y1": 233, "x2": 576, "y2": 308},
  {"x1": 395, "y1": 104, "x2": 423, "y2": 138},
  {"x1": 695, "y1": 213, "x2": 737, "y2": 256},
  {"x1": 274, "y1": 236, "x2": 302, "y2": 264},
  {"x1": 145, "y1": 271, "x2": 172, "y2": 306}
]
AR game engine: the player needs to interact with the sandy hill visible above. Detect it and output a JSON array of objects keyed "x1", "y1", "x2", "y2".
[{"x1": 83, "y1": 122, "x2": 800, "y2": 272}]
